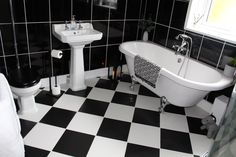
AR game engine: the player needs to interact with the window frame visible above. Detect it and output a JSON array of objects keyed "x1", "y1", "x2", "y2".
[{"x1": 184, "y1": 0, "x2": 236, "y2": 44}]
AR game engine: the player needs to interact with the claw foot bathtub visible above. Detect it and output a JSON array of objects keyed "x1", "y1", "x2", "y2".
[{"x1": 119, "y1": 41, "x2": 233, "y2": 107}]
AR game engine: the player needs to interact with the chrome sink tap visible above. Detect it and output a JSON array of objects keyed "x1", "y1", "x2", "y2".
[{"x1": 172, "y1": 34, "x2": 192, "y2": 57}]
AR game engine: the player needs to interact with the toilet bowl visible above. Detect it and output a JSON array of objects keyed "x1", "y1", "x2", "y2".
[{"x1": 7, "y1": 67, "x2": 41, "y2": 115}]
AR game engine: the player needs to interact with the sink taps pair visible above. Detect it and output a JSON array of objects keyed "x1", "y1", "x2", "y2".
[
  {"x1": 172, "y1": 34, "x2": 192, "y2": 57},
  {"x1": 65, "y1": 15, "x2": 83, "y2": 30}
]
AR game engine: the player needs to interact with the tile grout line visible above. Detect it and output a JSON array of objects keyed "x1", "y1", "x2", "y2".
[
  {"x1": 48, "y1": 0, "x2": 54, "y2": 76},
  {"x1": 0, "y1": 30, "x2": 8, "y2": 75},
  {"x1": 89, "y1": 0, "x2": 94, "y2": 70},
  {"x1": 152, "y1": 0, "x2": 161, "y2": 41},
  {"x1": 216, "y1": 42, "x2": 226, "y2": 69},
  {"x1": 122, "y1": 0, "x2": 128, "y2": 43},
  {"x1": 197, "y1": 35, "x2": 204, "y2": 60},
  {"x1": 105, "y1": 9, "x2": 111, "y2": 68},
  {"x1": 136, "y1": 0, "x2": 143, "y2": 40}
]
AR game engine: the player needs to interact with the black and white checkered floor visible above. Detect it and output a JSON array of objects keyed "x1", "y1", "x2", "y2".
[{"x1": 19, "y1": 76, "x2": 213, "y2": 157}]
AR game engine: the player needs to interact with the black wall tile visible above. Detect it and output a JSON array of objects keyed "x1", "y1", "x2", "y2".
[
  {"x1": 126, "y1": 0, "x2": 142, "y2": 19},
  {"x1": 28, "y1": 23, "x2": 50, "y2": 52},
  {"x1": 5, "y1": 56, "x2": 18, "y2": 72},
  {"x1": 83, "y1": 47, "x2": 90, "y2": 71},
  {"x1": 53, "y1": 50, "x2": 70, "y2": 75},
  {"x1": 199, "y1": 38, "x2": 223, "y2": 67},
  {"x1": 153, "y1": 24, "x2": 168, "y2": 46},
  {"x1": 0, "y1": 57, "x2": 7, "y2": 74},
  {"x1": 145, "y1": 0, "x2": 159, "y2": 21},
  {"x1": 19, "y1": 54, "x2": 30, "y2": 68},
  {"x1": 0, "y1": 25, "x2": 15, "y2": 55},
  {"x1": 92, "y1": 21, "x2": 108, "y2": 46},
  {"x1": 108, "y1": 21, "x2": 124, "y2": 44},
  {"x1": 166, "y1": 28, "x2": 184, "y2": 50},
  {"x1": 73, "y1": 0, "x2": 91, "y2": 21},
  {"x1": 0, "y1": 0, "x2": 11, "y2": 23},
  {"x1": 218, "y1": 44, "x2": 236, "y2": 69},
  {"x1": 107, "y1": 45, "x2": 121, "y2": 67},
  {"x1": 15, "y1": 24, "x2": 28, "y2": 54},
  {"x1": 51, "y1": 0, "x2": 71, "y2": 21},
  {"x1": 110, "y1": 0, "x2": 126, "y2": 19},
  {"x1": 170, "y1": 1, "x2": 188, "y2": 30},
  {"x1": 185, "y1": 31, "x2": 203, "y2": 59},
  {"x1": 92, "y1": 4, "x2": 109, "y2": 20},
  {"x1": 124, "y1": 21, "x2": 138, "y2": 42},
  {"x1": 25, "y1": 0, "x2": 49, "y2": 22},
  {"x1": 12, "y1": 0, "x2": 25, "y2": 23},
  {"x1": 156, "y1": 0, "x2": 174, "y2": 25},
  {"x1": 90, "y1": 46, "x2": 106, "y2": 70}
]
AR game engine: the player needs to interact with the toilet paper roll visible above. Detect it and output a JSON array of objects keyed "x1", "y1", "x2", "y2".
[
  {"x1": 52, "y1": 85, "x2": 61, "y2": 96},
  {"x1": 51, "y1": 49, "x2": 63, "y2": 59}
]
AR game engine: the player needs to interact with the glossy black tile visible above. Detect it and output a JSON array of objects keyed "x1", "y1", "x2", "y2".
[
  {"x1": 145, "y1": 0, "x2": 160, "y2": 21},
  {"x1": 164, "y1": 104, "x2": 185, "y2": 115},
  {"x1": 51, "y1": 0, "x2": 71, "y2": 21},
  {"x1": 138, "y1": 85, "x2": 159, "y2": 97},
  {"x1": 51, "y1": 26, "x2": 69, "y2": 50},
  {"x1": 79, "y1": 99, "x2": 109, "y2": 116},
  {"x1": 185, "y1": 31, "x2": 203, "y2": 59},
  {"x1": 53, "y1": 130, "x2": 94, "y2": 156},
  {"x1": 97, "y1": 118, "x2": 131, "y2": 141},
  {"x1": 161, "y1": 129, "x2": 193, "y2": 154},
  {"x1": 84, "y1": 47, "x2": 90, "y2": 71},
  {"x1": 124, "y1": 21, "x2": 138, "y2": 42},
  {"x1": 218, "y1": 44, "x2": 236, "y2": 69},
  {"x1": 132, "y1": 108, "x2": 160, "y2": 127},
  {"x1": 25, "y1": 0, "x2": 49, "y2": 22},
  {"x1": 27, "y1": 23, "x2": 50, "y2": 52},
  {"x1": 187, "y1": 116, "x2": 207, "y2": 135},
  {"x1": 0, "y1": 25, "x2": 15, "y2": 55},
  {"x1": 108, "y1": 21, "x2": 124, "y2": 44},
  {"x1": 107, "y1": 45, "x2": 121, "y2": 67},
  {"x1": 0, "y1": 0, "x2": 11, "y2": 23},
  {"x1": 90, "y1": 46, "x2": 106, "y2": 70},
  {"x1": 53, "y1": 50, "x2": 70, "y2": 75},
  {"x1": 73, "y1": 0, "x2": 91, "y2": 21},
  {"x1": 166, "y1": 28, "x2": 184, "y2": 50},
  {"x1": 156, "y1": 0, "x2": 174, "y2": 25},
  {"x1": 153, "y1": 24, "x2": 168, "y2": 47},
  {"x1": 170, "y1": 1, "x2": 189, "y2": 30},
  {"x1": 199, "y1": 38, "x2": 223, "y2": 67},
  {"x1": 125, "y1": 143, "x2": 159, "y2": 157},
  {"x1": 95, "y1": 78, "x2": 118, "y2": 90},
  {"x1": 25, "y1": 145, "x2": 50, "y2": 157},
  {"x1": 126, "y1": 0, "x2": 142, "y2": 19},
  {"x1": 12, "y1": 0, "x2": 25, "y2": 22},
  {"x1": 66, "y1": 86, "x2": 92, "y2": 97},
  {"x1": 207, "y1": 85, "x2": 233, "y2": 103},
  {"x1": 111, "y1": 91, "x2": 137, "y2": 106},
  {"x1": 92, "y1": 21, "x2": 108, "y2": 46},
  {"x1": 0, "y1": 57, "x2": 7, "y2": 75},
  {"x1": 20, "y1": 119, "x2": 36, "y2": 138},
  {"x1": 15, "y1": 24, "x2": 28, "y2": 54},
  {"x1": 19, "y1": 54, "x2": 30, "y2": 68},
  {"x1": 40, "y1": 107, "x2": 76, "y2": 128},
  {"x1": 110, "y1": 0, "x2": 126, "y2": 19},
  {"x1": 35, "y1": 90, "x2": 62, "y2": 106},
  {"x1": 92, "y1": 4, "x2": 109, "y2": 20},
  {"x1": 5, "y1": 56, "x2": 18, "y2": 72}
]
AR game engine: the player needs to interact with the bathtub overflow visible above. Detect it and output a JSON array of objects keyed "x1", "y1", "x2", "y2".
[{"x1": 177, "y1": 58, "x2": 182, "y2": 63}]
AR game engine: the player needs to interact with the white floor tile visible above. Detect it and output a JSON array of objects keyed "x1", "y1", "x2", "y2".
[
  {"x1": 104, "y1": 103, "x2": 134, "y2": 122},
  {"x1": 24, "y1": 123, "x2": 65, "y2": 151},
  {"x1": 135, "y1": 95, "x2": 160, "y2": 111},
  {"x1": 87, "y1": 136, "x2": 127, "y2": 157},
  {"x1": 128, "y1": 123, "x2": 160, "y2": 148},
  {"x1": 53, "y1": 94, "x2": 85, "y2": 111},
  {"x1": 60, "y1": 83, "x2": 70, "y2": 91},
  {"x1": 190, "y1": 133, "x2": 213, "y2": 156},
  {"x1": 48, "y1": 151, "x2": 73, "y2": 157},
  {"x1": 85, "y1": 78, "x2": 99, "y2": 87},
  {"x1": 67, "y1": 112, "x2": 103, "y2": 135},
  {"x1": 115, "y1": 81, "x2": 140, "y2": 95},
  {"x1": 19, "y1": 103, "x2": 51, "y2": 122},
  {"x1": 87, "y1": 87, "x2": 115, "y2": 102},
  {"x1": 185, "y1": 105, "x2": 209, "y2": 119},
  {"x1": 160, "y1": 149, "x2": 194, "y2": 157},
  {"x1": 160, "y1": 112, "x2": 189, "y2": 133}
]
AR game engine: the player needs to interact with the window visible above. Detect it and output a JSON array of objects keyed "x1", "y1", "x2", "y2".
[{"x1": 185, "y1": 0, "x2": 236, "y2": 44}]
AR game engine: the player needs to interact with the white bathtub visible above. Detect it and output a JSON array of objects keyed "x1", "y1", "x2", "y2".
[{"x1": 119, "y1": 41, "x2": 233, "y2": 107}]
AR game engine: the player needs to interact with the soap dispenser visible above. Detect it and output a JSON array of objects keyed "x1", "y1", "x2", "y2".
[{"x1": 70, "y1": 15, "x2": 77, "y2": 30}]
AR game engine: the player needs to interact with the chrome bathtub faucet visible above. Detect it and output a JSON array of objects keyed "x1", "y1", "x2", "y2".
[{"x1": 172, "y1": 34, "x2": 192, "y2": 57}]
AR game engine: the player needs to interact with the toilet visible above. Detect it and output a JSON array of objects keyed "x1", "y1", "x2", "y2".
[{"x1": 7, "y1": 67, "x2": 41, "y2": 115}]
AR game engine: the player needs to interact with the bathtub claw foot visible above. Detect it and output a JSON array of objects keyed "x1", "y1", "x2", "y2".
[
  {"x1": 159, "y1": 96, "x2": 167, "y2": 113},
  {"x1": 130, "y1": 76, "x2": 137, "y2": 91}
]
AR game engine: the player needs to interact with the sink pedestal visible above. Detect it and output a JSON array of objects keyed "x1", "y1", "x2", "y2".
[{"x1": 69, "y1": 46, "x2": 87, "y2": 91}]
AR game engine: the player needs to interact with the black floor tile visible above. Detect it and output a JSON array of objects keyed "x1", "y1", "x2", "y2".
[
  {"x1": 97, "y1": 118, "x2": 131, "y2": 141},
  {"x1": 53, "y1": 130, "x2": 94, "y2": 157},
  {"x1": 95, "y1": 78, "x2": 118, "y2": 90},
  {"x1": 79, "y1": 99, "x2": 109, "y2": 116},
  {"x1": 25, "y1": 145, "x2": 50, "y2": 157},
  {"x1": 120, "y1": 74, "x2": 132, "y2": 83},
  {"x1": 20, "y1": 119, "x2": 37, "y2": 138},
  {"x1": 40, "y1": 108, "x2": 76, "y2": 128},
  {"x1": 132, "y1": 108, "x2": 160, "y2": 127},
  {"x1": 161, "y1": 129, "x2": 193, "y2": 154},
  {"x1": 65, "y1": 87, "x2": 92, "y2": 97},
  {"x1": 187, "y1": 116, "x2": 207, "y2": 135},
  {"x1": 125, "y1": 143, "x2": 159, "y2": 157},
  {"x1": 138, "y1": 85, "x2": 159, "y2": 97},
  {"x1": 111, "y1": 91, "x2": 137, "y2": 106},
  {"x1": 35, "y1": 90, "x2": 63, "y2": 106},
  {"x1": 164, "y1": 104, "x2": 186, "y2": 115}
]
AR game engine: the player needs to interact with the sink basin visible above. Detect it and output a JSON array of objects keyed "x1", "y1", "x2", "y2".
[
  {"x1": 52, "y1": 23, "x2": 103, "y2": 91},
  {"x1": 53, "y1": 23, "x2": 102, "y2": 46}
]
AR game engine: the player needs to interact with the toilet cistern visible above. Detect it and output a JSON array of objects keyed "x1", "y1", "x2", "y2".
[{"x1": 52, "y1": 16, "x2": 103, "y2": 91}]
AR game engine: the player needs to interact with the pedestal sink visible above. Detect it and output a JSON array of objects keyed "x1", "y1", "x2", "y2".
[{"x1": 52, "y1": 23, "x2": 103, "y2": 91}]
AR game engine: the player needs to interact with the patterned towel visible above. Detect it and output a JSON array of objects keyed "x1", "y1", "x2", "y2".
[{"x1": 134, "y1": 55, "x2": 160, "y2": 88}]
